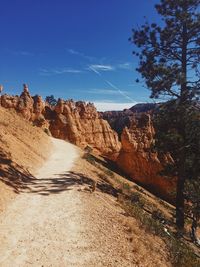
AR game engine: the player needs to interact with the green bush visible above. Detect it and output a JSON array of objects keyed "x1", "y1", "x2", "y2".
[
  {"x1": 104, "y1": 169, "x2": 114, "y2": 177},
  {"x1": 168, "y1": 238, "x2": 200, "y2": 267},
  {"x1": 83, "y1": 153, "x2": 96, "y2": 165},
  {"x1": 118, "y1": 194, "x2": 200, "y2": 267}
]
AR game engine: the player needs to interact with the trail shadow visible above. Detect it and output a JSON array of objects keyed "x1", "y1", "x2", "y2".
[
  {"x1": 21, "y1": 172, "x2": 88, "y2": 195},
  {"x1": 72, "y1": 171, "x2": 121, "y2": 198},
  {"x1": 21, "y1": 171, "x2": 121, "y2": 198},
  {"x1": 0, "y1": 150, "x2": 120, "y2": 198},
  {"x1": 83, "y1": 153, "x2": 128, "y2": 178},
  {"x1": 0, "y1": 151, "x2": 35, "y2": 194},
  {"x1": 83, "y1": 153, "x2": 175, "y2": 203}
]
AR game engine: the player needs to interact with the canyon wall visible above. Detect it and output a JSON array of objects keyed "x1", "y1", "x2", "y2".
[
  {"x1": 115, "y1": 113, "x2": 175, "y2": 199},
  {"x1": 0, "y1": 86, "x2": 120, "y2": 159},
  {"x1": 48, "y1": 98, "x2": 121, "y2": 159},
  {"x1": 0, "y1": 85, "x2": 175, "y2": 198}
]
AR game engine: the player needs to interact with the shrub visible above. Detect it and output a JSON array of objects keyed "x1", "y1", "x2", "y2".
[{"x1": 83, "y1": 153, "x2": 96, "y2": 165}]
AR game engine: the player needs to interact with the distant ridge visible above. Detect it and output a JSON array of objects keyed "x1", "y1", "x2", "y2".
[{"x1": 129, "y1": 103, "x2": 158, "y2": 113}]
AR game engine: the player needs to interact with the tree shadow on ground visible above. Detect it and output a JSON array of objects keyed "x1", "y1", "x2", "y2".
[
  {"x1": 21, "y1": 172, "x2": 89, "y2": 195},
  {"x1": 0, "y1": 151, "x2": 35, "y2": 194},
  {"x1": 83, "y1": 153, "x2": 129, "y2": 178},
  {"x1": 0, "y1": 150, "x2": 120, "y2": 198},
  {"x1": 20, "y1": 171, "x2": 121, "y2": 198}
]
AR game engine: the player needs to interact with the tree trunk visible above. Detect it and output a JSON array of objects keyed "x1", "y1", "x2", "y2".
[
  {"x1": 180, "y1": 21, "x2": 188, "y2": 103},
  {"x1": 191, "y1": 217, "x2": 198, "y2": 242},
  {"x1": 191, "y1": 208, "x2": 200, "y2": 244},
  {"x1": 176, "y1": 175, "x2": 185, "y2": 233},
  {"x1": 176, "y1": 18, "x2": 187, "y2": 229}
]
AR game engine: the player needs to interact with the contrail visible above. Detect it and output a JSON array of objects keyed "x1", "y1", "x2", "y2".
[{"x1": 89, "y1": 66, "x2": 134, "y2": 102}]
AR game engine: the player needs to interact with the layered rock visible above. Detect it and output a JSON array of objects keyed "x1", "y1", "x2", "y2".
[
  {"x1": 49, "y1": 99, "x2": 121, "y2": 159},
  {"x1": 0, "y1": 85, "x2": 175, "y2": 199},
  {"x1": 116, "y1": 113, "x2": 175, "y2": 199},
  {"x1": 0, "y1": 84, "x2": 46, "y2": 126},
  {"x1": 0, "y1": 86, "x2": 121, "y2": 159},
  {"x1": 100, "y1": 109, "x2": 134, "y2": 138}
]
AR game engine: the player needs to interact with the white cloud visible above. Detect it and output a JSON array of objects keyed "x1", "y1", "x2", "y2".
[
  {"x1": 118, "y1": 62, "x2": 132, "y2": 70},
  {"x1": 89, "y1": 64, "x2": 115, "y2": 72},
  {"x1": 68, "y1": 49, "x2": 80, "y2": 55},
  {"x1": 92, "y1": 101, "x2": 137, "y2": 112},
  {"x1": 67, "y1": 48, "x2": 95, "y2": 61},
  {"x1": 12, "y1": 50, "x2": 34, "y2": 56},
  {"x1": 39, "y1": 68, "x2": 83, "y2": 75},
  {"x1": 88, "y1": 66, "x2": 135, "y2": 102},
  {"x1": 86, "y1": 88, "x2": 128, "y2": 95},
  {"x1": 128, "y1": 83, "x2": 139, "y2": 87}
]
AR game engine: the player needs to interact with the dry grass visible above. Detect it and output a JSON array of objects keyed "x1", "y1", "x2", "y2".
[
  {"x1": 74, "y1": 151, "x2": 200, "y2": 267},
  {"x1": 72, "y1": 152, "x2": 173, "y2": 266}
]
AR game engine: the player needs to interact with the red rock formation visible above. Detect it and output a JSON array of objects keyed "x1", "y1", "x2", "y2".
[
  {"x1": 116, "y1": 113, "x2": 175, "y2": 199},
  {"x1": 0, "y1": 85, "x2": 47, "y2": 127},
  {"x1": 0, "y1": 85, "x2": 175, "y2": 199},
  {"x1": 0, "y1": 86, "x2": 121, "y2": 159},
  {"x1": 49, "y1": 99, "x2": 121, "y2": 159}
]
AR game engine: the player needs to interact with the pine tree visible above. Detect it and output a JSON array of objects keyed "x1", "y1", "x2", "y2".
[
  {"x1": 130, "y1": 0, "x2": 200, "y2": 232},
  {"x1": 45, "y1": 95, "x2": 57, "y2": 106}
]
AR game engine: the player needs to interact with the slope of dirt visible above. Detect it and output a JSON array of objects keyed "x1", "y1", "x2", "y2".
[
  {"x1": 0, "y1": 138, "x2": 171, "y2": 267},
  {"x1": 0, "y1": 106, "x2": 51, "y2": 211},
  {"x1": 72, "y1": 153, "x2": 172, "y2": 267}
]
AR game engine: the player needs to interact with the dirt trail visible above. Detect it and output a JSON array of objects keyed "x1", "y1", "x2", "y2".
[{"x1": 0, "y1": 138, "x2": 168, "y2": 267}]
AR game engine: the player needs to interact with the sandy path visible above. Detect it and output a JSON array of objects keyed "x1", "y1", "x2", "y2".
[
  {"x1": 0, "y1": 137, "x2": 162, "y2": 267},
  {"x1": 0, "y1": 138, "x2": 85, "y2": 266}
]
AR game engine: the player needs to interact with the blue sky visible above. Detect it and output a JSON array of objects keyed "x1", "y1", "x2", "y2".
[{"x1": 0, "y1": 0, "x2": 159, "y2": 111}]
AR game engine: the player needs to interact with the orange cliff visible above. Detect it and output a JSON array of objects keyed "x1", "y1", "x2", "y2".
[
  {"x1": 0, "y1": 85, "x2": 175, "y2": 199},
  {"x1": 48, "y1": 98, "x2": 121, "y2": 159},
  {"x1": 0, "y1": 84, "x2": 47, "y2": 127},
  {"x1": 0, "y1": 85, "x2": 121, "y2": 160},
  {"x1": 116, "y1": 113, "x2": 175, "y2": 199}
]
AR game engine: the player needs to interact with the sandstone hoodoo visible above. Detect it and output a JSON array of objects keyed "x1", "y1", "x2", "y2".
[
  {"x1": 116, "y1": 113, "x2": 175, "y2": 199},
  {"x1": 0, "y1": 85, "x2": 176, "y2": 199},
  {"x1": 0, "y1": 86, "x2": 121, "y2": 160},
  {"x1": 0, "y1": 85, "x2": 177, "y2": 199},
  {"x1": 49, "y1": 98, "x2": 121, "y2": 159},
  {"x1": 0, "y1": 84, "x2": 47, "y2": 127}
]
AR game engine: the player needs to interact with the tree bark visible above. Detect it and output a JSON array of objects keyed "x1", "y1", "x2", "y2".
[
  {"x1": 176, "y1": 175, "x2": 185, "y2": 232},
  {"x1": 175, "y1": 17, "x2": 188, "y2": 233},
  {"x1": 180, "y1": 19, "x2": 188, "y2": 102}
]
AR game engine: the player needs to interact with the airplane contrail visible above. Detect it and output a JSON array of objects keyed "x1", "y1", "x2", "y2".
[{"x1": 89, "y1": 66, "x2": 134, "y2": 102}]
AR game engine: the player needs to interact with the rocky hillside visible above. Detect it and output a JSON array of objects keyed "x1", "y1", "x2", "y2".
[
  {"x1": 0, "y1": 85, "x2": 174, "y2": 199},
  {"x1": 48, "y1": 98, "x2": 120, "y2": 160},
  {"x1": 116, "y1": 113, "x2": 175, "y2": 199},
  {"x1": 100, "y1": 102, "x2": 158, "y2": 137},
  {"x1": 101, "y1": 105, "x2": 175, "y2": 199},
  {"x1": 1, "y1": 85, "x2": 120, "y2": 160},
  {"x1": 129, "y1": 102, "x2": 158, "y2": 113},
  {"x1": 0, "y1": 105, "x2": 51, "y2": 210}
]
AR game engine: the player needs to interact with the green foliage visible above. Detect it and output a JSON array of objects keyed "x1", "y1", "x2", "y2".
[
  {"x1": 83, "y1": 153, "x2": 96, "y2": 165},
  {"x1": 130, "y1": 0, "x2": 200, "y2": 231},
  {"x1": 154, "y1": 102, "x2": 200, "y2": 176},
  {"x1": 104, "y1": 169, "x2": 114, "y2": 177},
  {"x1": 45, "y1": 95, "x2": 57, "y2": 106},
  {"x1": 167, "y1": 238, "x2": 200, "y2": 267},
  {"x1": 130, "y1": 0, "x2": 200, "y2": 100},
  {"x1": 121, "y1": 182, "x2": 131, "y2": 194},
  {"x1": 119, "y1": 195, "x2": 166, "y2": 236},
  {"x1": 43, "y1": 128, "x2": 51, "y2": 136},
  {"x1": 119, "y1": 194, "x2": 200, "y2": 267},
  {"x1": 130, "y1": 192, "x2": 146, "y2": 208}
]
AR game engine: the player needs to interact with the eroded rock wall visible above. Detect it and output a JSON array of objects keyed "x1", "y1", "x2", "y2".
[
  {"x1": 1, "y1": 85, "x2": 175, "y2": 199},
  {"x1": 49, "y1": 99, "x2": 121, "y2": 159},
  {"x1": 116, "y1": 113, "x2": 175, "y2": 199},
  {"x1": 0, "y1": 86, "x2": 120, "y2": 159}
]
